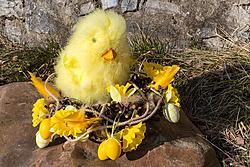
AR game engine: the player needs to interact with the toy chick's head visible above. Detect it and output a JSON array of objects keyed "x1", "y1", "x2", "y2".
[{"x1": 55, "y1": 10, "x2": 131, "y2": 103}]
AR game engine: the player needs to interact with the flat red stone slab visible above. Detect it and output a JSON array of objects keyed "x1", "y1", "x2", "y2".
[{"x1": 0, "y1": 82, "x2": 220, "y2": 167}]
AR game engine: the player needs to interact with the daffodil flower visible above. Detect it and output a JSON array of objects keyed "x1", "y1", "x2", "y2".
[
  {"x1": 107, "y1": 83, "x2": 137, "y2": 103},
  {"x1": 32, "y1": 98, "x2": 49, "y2": 127},
  {"x1": 51, "y1": 107, "x2": 101, "y2": 137},
  {"x1": 143, "y1": 62, "x2": 163, "y2": 79},
  {"x1": 149, "y1": 65, "x2": 180, "y2": 90},
  {"x1": 120, "y1": 122, "x2": 146, "y2": 152},
  {"x1": 143, "y1": 62, "x2": 180, "y2": 90}
]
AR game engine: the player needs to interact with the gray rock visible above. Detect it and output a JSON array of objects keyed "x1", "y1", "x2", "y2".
[
  {"x1": 101, "y1": 0, "x2": 118, "y2": 9},
  {"x1": 21, "y1": 0, "x2": 84, "y2": 46},
  {"x1": 4, "y1": 19, "x2": 23, "y2": 43},
  {"x1": 145, "y1": 0, "x2": 181, "y2": 15},
  {"x1": 237, "y1": 0, "x2": 250, "y2": 5},
  {"x1": 0, "y1": 0, "x2": 24, "y2": 17},
  {"x1": 126, "y1": 0, "x2": 250, "y2": 49},
  {"x1": 225, "y1": 5, "x2": 250, "y2": 43},
  {"x1": 121, "y1": 0, "x2": 138, "y2": 13},
  {"x1": 80, "y1": 2, "x2": 95, "y2": 16},
  {"x1": 1, "y1": 0, "x2": 250, "y2": 49},
  {"x1": 1, "y1": 0, "x2": 94, "y2": 47}
]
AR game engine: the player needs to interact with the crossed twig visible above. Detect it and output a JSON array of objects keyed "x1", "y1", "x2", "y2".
[{"x1": 44, "y1": 73, "x2": 163, "y2": 142}]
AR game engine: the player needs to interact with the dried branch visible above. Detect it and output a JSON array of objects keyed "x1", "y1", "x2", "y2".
[
  {"x1": 128, "y1": 102, "x2": 149, "y2": 123},
  {"x1": 64, "y1": 99, "x2": 162, "y2": 142},
  {"x1": 44, "y1": 73, "x2": 60, "y2": 111},
  {"x1": 99, "y1": 104, "x2": 106, "y2": 116},
  {"x1": 84, "y1": 108, "x2": 114, "y2": 123}
]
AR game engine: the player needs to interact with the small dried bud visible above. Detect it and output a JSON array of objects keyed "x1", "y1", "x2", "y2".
[
  {"x1": 49, "y1": 104, "x2": 54, "y2": 108},
  {"x1": 131, "y1": 104, "x2": 137, "y2": 109}
]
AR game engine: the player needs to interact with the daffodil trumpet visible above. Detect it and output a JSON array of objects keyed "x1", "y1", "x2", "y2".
[
  {"x1": 150, "y1": 65, "x2": 180, "y2": 90},
  {"x1": 143, "y1": 62, "x2": 180, "y2": 90}
]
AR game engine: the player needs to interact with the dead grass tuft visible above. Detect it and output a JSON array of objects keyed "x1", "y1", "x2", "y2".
[
  {"x1": 132, "y1": 35, "x2": 250, "y2": 166},
  {"x1": 0, "y1": 41, "x2": 60, "y2": 85}
]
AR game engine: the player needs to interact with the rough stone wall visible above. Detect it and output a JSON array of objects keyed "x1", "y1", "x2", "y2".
[
  {"x1": 0, "y1": 0, "x2": 95, "y2": 46},
  {"x1": 1, "y1": 0, "x2": 250, "y2": 49}
]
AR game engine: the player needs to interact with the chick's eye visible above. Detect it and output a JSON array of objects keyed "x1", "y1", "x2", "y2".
[{"x1": 92, "y1": 38, "x2": 97, "y2": 43}]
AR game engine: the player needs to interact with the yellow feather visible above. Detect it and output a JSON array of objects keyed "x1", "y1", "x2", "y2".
[
  {"x1": 55, "y1": 10, "x2": 132, "y2": 103},
  {"x1": 29, "y1": 72, "x2": 60, "y2": 98}
]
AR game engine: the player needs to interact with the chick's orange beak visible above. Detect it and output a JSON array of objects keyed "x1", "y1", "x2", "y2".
[{"x1": 102, "y1": 49, "x2": 117, "y2": 61}]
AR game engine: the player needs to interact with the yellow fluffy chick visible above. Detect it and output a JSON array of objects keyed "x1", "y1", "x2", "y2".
[{"x1": 55, "y1": 10, "x2": 131, "y2": 104}]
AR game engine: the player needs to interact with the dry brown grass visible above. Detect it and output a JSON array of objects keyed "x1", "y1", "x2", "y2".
[
  {"x1": 131, "y1": 36, "x2": 250, "y2": 166},
  {"x1": 0, "y1": 40, "x2": 60, "y2": 85}
]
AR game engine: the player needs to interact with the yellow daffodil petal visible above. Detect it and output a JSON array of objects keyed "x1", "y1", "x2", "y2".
[
  {"x1": 143, "y1": 62, "x2": 163, "y2": 79},
  {"x1": 114, "y1": 83, "x2": 131, "y2": 96},
  {"x1": 164, "y1": 84, "x2": 181, "y2": 108},
  {"x1": 32, "y1": 98, "x2": 49, "y2": 127},
  {"x1": 109, "y1": 85, "x2": 122, "y2": 102},
  {"x1": 113, "y1": 130, "x2": 123, "y2": 140},
  {"x1": 165, "y1": 90, "x2": 172, "y2": 103},
  {"x1": 108, "y1": 83, "x2": 136, "y2": 102},
  {"x1": 150, "y1": 65, "x2": 180, "y2": 90},
  {"x1": 51, "y1": 109, "x2": 101, "y2": 137},
  {"x1": 123, "y1": 83, "x2": 132, "y2": 94},
  {"x1": 125, "y1": 87, "x2": 137, "y2": 98},
  {"x1": 29, "y1": 72, "x2": 60, "y2": 98},
  {"x1": 121, "y1": 122, "x2": 146, "y2": 152},
  {"x1": 114, "y1": 84, "x2": 124, "y2": 95}
]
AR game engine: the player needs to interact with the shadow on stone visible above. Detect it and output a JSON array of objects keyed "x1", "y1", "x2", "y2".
[
  {"x1": 48, "y1": 136, "x2": 67, "y2": 147},
  {"x1": 178, "y1": 63, "x2": 250, "y2": 164},
  {"x1": 126, "y1": 112, "x2": 200, "y2": 160}
]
